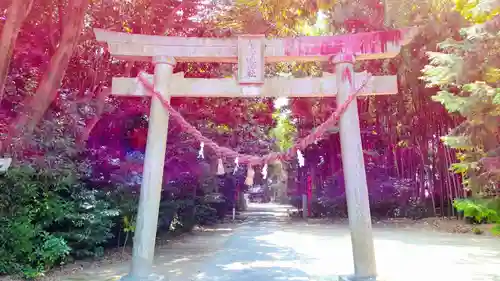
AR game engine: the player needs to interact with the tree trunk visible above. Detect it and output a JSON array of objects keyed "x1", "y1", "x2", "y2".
[
  {"x1": 0, "y1": 0, "x2": 34, "y2": 101},
  {"x1": 13, "y1": 0, "x2": 88, "y2": 135},
  {"x1": 78, "y1": 86, "x2": 110, "y2": 145}
]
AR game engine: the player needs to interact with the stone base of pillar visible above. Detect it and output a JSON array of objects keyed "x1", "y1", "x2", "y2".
[
  {"x1": 338, "y1": 275, "x2": 378, "y2": 281},
  {"x1": 120, "y1": 273, "x2": 165, "y2": 281}
]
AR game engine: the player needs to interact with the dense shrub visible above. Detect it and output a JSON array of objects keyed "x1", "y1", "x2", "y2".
[
  {"x1": 0, "y1": 164, "x2": 221, "y2": 279},
  {"x1": 160, "y1": 198, "x2": 218, "y2": 232},
  {"x1": 0, "y1": 166, "x2": 119, "y2": 278},
  {"x1": 454, "y1": 198, "x2": 500, "y2": 235},
  {"x1": 194, "y1": 202, "x2": 219, "y2": 225},
  {"x1": 202, "y1": 192, "x2": 230, "y2": 220},
  {"x1": 54, "y1": 189, "x2": 120, "y2": 258}
]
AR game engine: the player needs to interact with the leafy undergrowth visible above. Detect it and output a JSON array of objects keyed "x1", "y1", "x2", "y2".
[
  {"x1": 453, "y1": 198, "x2": 500, "y2": 236},
  {"x1": 0, "y1": 166, "x2": 223, "y2": 280},
  {"x1": 0, "y1": 224, "x2": 226, "y2": 281}
]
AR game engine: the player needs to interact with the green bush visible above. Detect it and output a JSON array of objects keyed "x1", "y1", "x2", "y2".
[
  {"x1": 0, "y1": 166, "x2": 119, "y2": 278},
  {"x1": 163, "y1": 199, "x2": 217, "y2": 232},
  {"x1": 158, "y1": 198, "x2": 218, "y2": 233},
  {"x1": 454, "y1": 198, "x2": 500, "y2": 222},
  {"x1": 0, "y1": 217, "x2": 71, "y2": 278},
  {"x1": 0, "y1": 165, "x2": 221, "y2": 279},
  {"x1": 53, "y1": 188, "x2": 119, "y2": 258},
  {"x1": 454, "y1": 198, "x2": 500, "y2": 235},
  {"x1": 195, "y1": 203, "x2": 218, "y2": 225}
]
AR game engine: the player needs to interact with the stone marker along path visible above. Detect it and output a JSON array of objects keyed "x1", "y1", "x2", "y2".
[{"x1": 62, "y1": 203, "x2": 500, "y2": 281}]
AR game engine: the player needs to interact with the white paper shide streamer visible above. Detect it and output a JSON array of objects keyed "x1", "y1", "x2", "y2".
[
  {"x1": 262, "y1": 163, "x2": 268, "y2": 180},
  {"x1": 216, "y1": 158, "x2": 225, "y2": 175},
  {"x1": 233, "y1": 157, "x2": 239, "y2": 174},
  {"x1": 198, "y1": 142, "x2": 205, "y2": 159},
  {"x1": 297, "y1": 149, "x2": 305, "y2": 167}
]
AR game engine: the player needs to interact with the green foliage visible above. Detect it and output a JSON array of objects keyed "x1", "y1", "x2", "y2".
[
  {"x1": 493, "y1": 91, "x2": 500, "y2": 104},
  {"x1": 270, "y1": 109, "x2": 297, "y2": 152},
  {"x1": 454, "y1": 197, "x2": 500, "y2": 235},
  {"x1": 122, "y1": 215, "x2": 136, "y2": 235},
  {"x1": 0, "y1": 164, "x2": 219, "y2": 278},
  {"x1": 454, "y1": 0, "x2": 500, "y2": 23},
  {"x1": 0, "y1": 167, "x2": 70, "y2": 278},
  {"x1": 421, "y1": 0, "x2": 500, "y2": 193},
  {"x1": 54, "y1": 188, "x2": 119, "y2": 258},
  {"x1": 164, "y1": 199, "x2": 217, "y2": 232},
  {"x1": 172, "y1": 199, "x2": 198, "y2": 232},
  {"x1": 491, "y1": 224, "x2": 500, "y2": 235},
  {"x1": 0, "y1": 166, "x2": 118, "y2": 278},
  {"x1": 0, "y1": 217, "x2": 71, "y2": 279},
  {"x1": 421, "y1": 0, "x2": 500, "y2": 234},
  {"x1": 214, "y1": 0, "x2": 322, "y2": 36},
  {"x1": 454, "y1": 198, "x2": 500, "y2": 222},
  {"x1": 194, "y1": 203, "x2": 219, "y2": 226}
]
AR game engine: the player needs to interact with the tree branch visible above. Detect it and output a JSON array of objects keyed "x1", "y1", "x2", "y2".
[{"x1": 0, "y1": 0, "x2": 34, "y2": 102}]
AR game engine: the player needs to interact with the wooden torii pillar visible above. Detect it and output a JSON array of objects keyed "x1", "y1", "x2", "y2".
[{"x1": 95, "y1": 28, "x2": 414, "y2": 281}]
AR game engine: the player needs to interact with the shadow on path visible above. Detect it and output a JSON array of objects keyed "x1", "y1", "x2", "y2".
[{"x1": 196, "y1": 204, "x2": 311, "y2": 281}]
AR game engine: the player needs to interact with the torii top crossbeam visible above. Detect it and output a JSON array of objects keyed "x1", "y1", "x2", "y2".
[
  {"x1": 113, "y1": 72, "x2": 397, "y2": 97},
  {"x1": 94, "y1": 28, "x2": 414, "y2": 63}
]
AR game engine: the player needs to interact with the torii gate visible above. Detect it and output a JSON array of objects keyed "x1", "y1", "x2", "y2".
[{"x1": 94, "y1": 28, "x2": 414, "y2": 281}]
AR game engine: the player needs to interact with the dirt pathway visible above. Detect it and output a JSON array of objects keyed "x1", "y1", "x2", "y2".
[
  {"x1": 195, "y1": 203, "x2": 500, "y2": 281},
  {"x1": 48, "y1": 226, "x2": 238, "y2": 281},
  {"x1": 12, "y1": 203, "x2": 500, "y2": 281}
]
